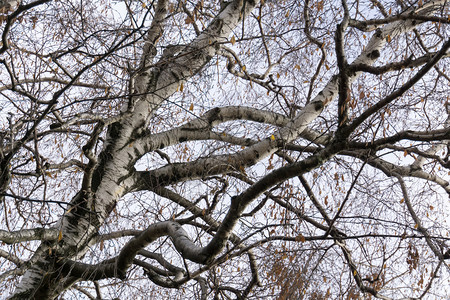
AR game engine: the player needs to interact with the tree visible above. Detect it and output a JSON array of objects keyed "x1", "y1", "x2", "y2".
[{"x1": 0, "y1": 0, "x2": 449, "y2": 298}]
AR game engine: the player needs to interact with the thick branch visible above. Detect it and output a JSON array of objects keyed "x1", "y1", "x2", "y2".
[{"x1": 0, "y1": 228, "x2": 58, "y2": 244}]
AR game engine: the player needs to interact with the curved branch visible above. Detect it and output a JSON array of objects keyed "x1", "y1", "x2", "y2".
[
  {"x1": 200, "y1": 142, "x2": 343, "y2": 261},
  {"x1": 138, "y1": 259, "x2": 182, "y2": 288},
  {"x1": 137, "y1": 105, "x2": 331, "y2": 161},
  {"x1": 59, "y1": 221, "x2": 208, "y2": 281},
  {"x1": 138, "y1": 249, "x2": 185, "y2": 275},
  {"x1": 138, "y1": 106, "x2": 290, "y2": 152},
  {"x1": 0, "y1": 0, "x2": 51, "y2": 54}
]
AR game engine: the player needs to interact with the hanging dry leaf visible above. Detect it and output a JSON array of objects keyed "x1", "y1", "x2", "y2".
[{"x1": 230, "y1": 35, "x2": 236, "y2": 45}]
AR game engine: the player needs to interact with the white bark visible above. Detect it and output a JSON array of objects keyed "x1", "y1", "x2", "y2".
[
  {"x1": 137, "y1": 0, "x2": 448, "y2": 190},
  {"x1": 139, "y1": 0, "x2": 449, "y2": 264},
  {"x1": 8, "y1": 0, "x2": 448, "y2": 298},
  {"x1": 0, "y1": 228, "x2": 58, "y2": 244},
  {"x1": 11, "y1": 0, "x2": 262, "y2": 298}
]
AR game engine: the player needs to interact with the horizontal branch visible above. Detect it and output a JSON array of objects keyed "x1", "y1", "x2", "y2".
[
  {"x1": 341, "y1": 150, "x2": 450, "y2": 194},
  {"x1": 349, "y1": 13, "x2": 450, "y2": 32},
  {"x1": 138, "y1": 106, "x2": 290, "y2": 153},
  {"x1": 0, "y1": 227, "x2": 58, "y2": 244},
  {"x1": 349, "y1": 52, "x2": 450, "y2": 75},
  {"x1": 349, "y1": 127, "x2": 450, "y2": 148},
  {"x1": 0, "y1": 77, "x2": 109, "y2": 93}
]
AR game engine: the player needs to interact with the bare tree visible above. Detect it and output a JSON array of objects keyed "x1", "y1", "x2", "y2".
[{"x1": 0, "y1": 0, "x2": 449, "y2": 299}]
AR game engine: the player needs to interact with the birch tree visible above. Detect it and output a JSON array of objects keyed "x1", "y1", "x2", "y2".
[{"x1": 0, "y1": 0, "x2": 449, "y2": 299}]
